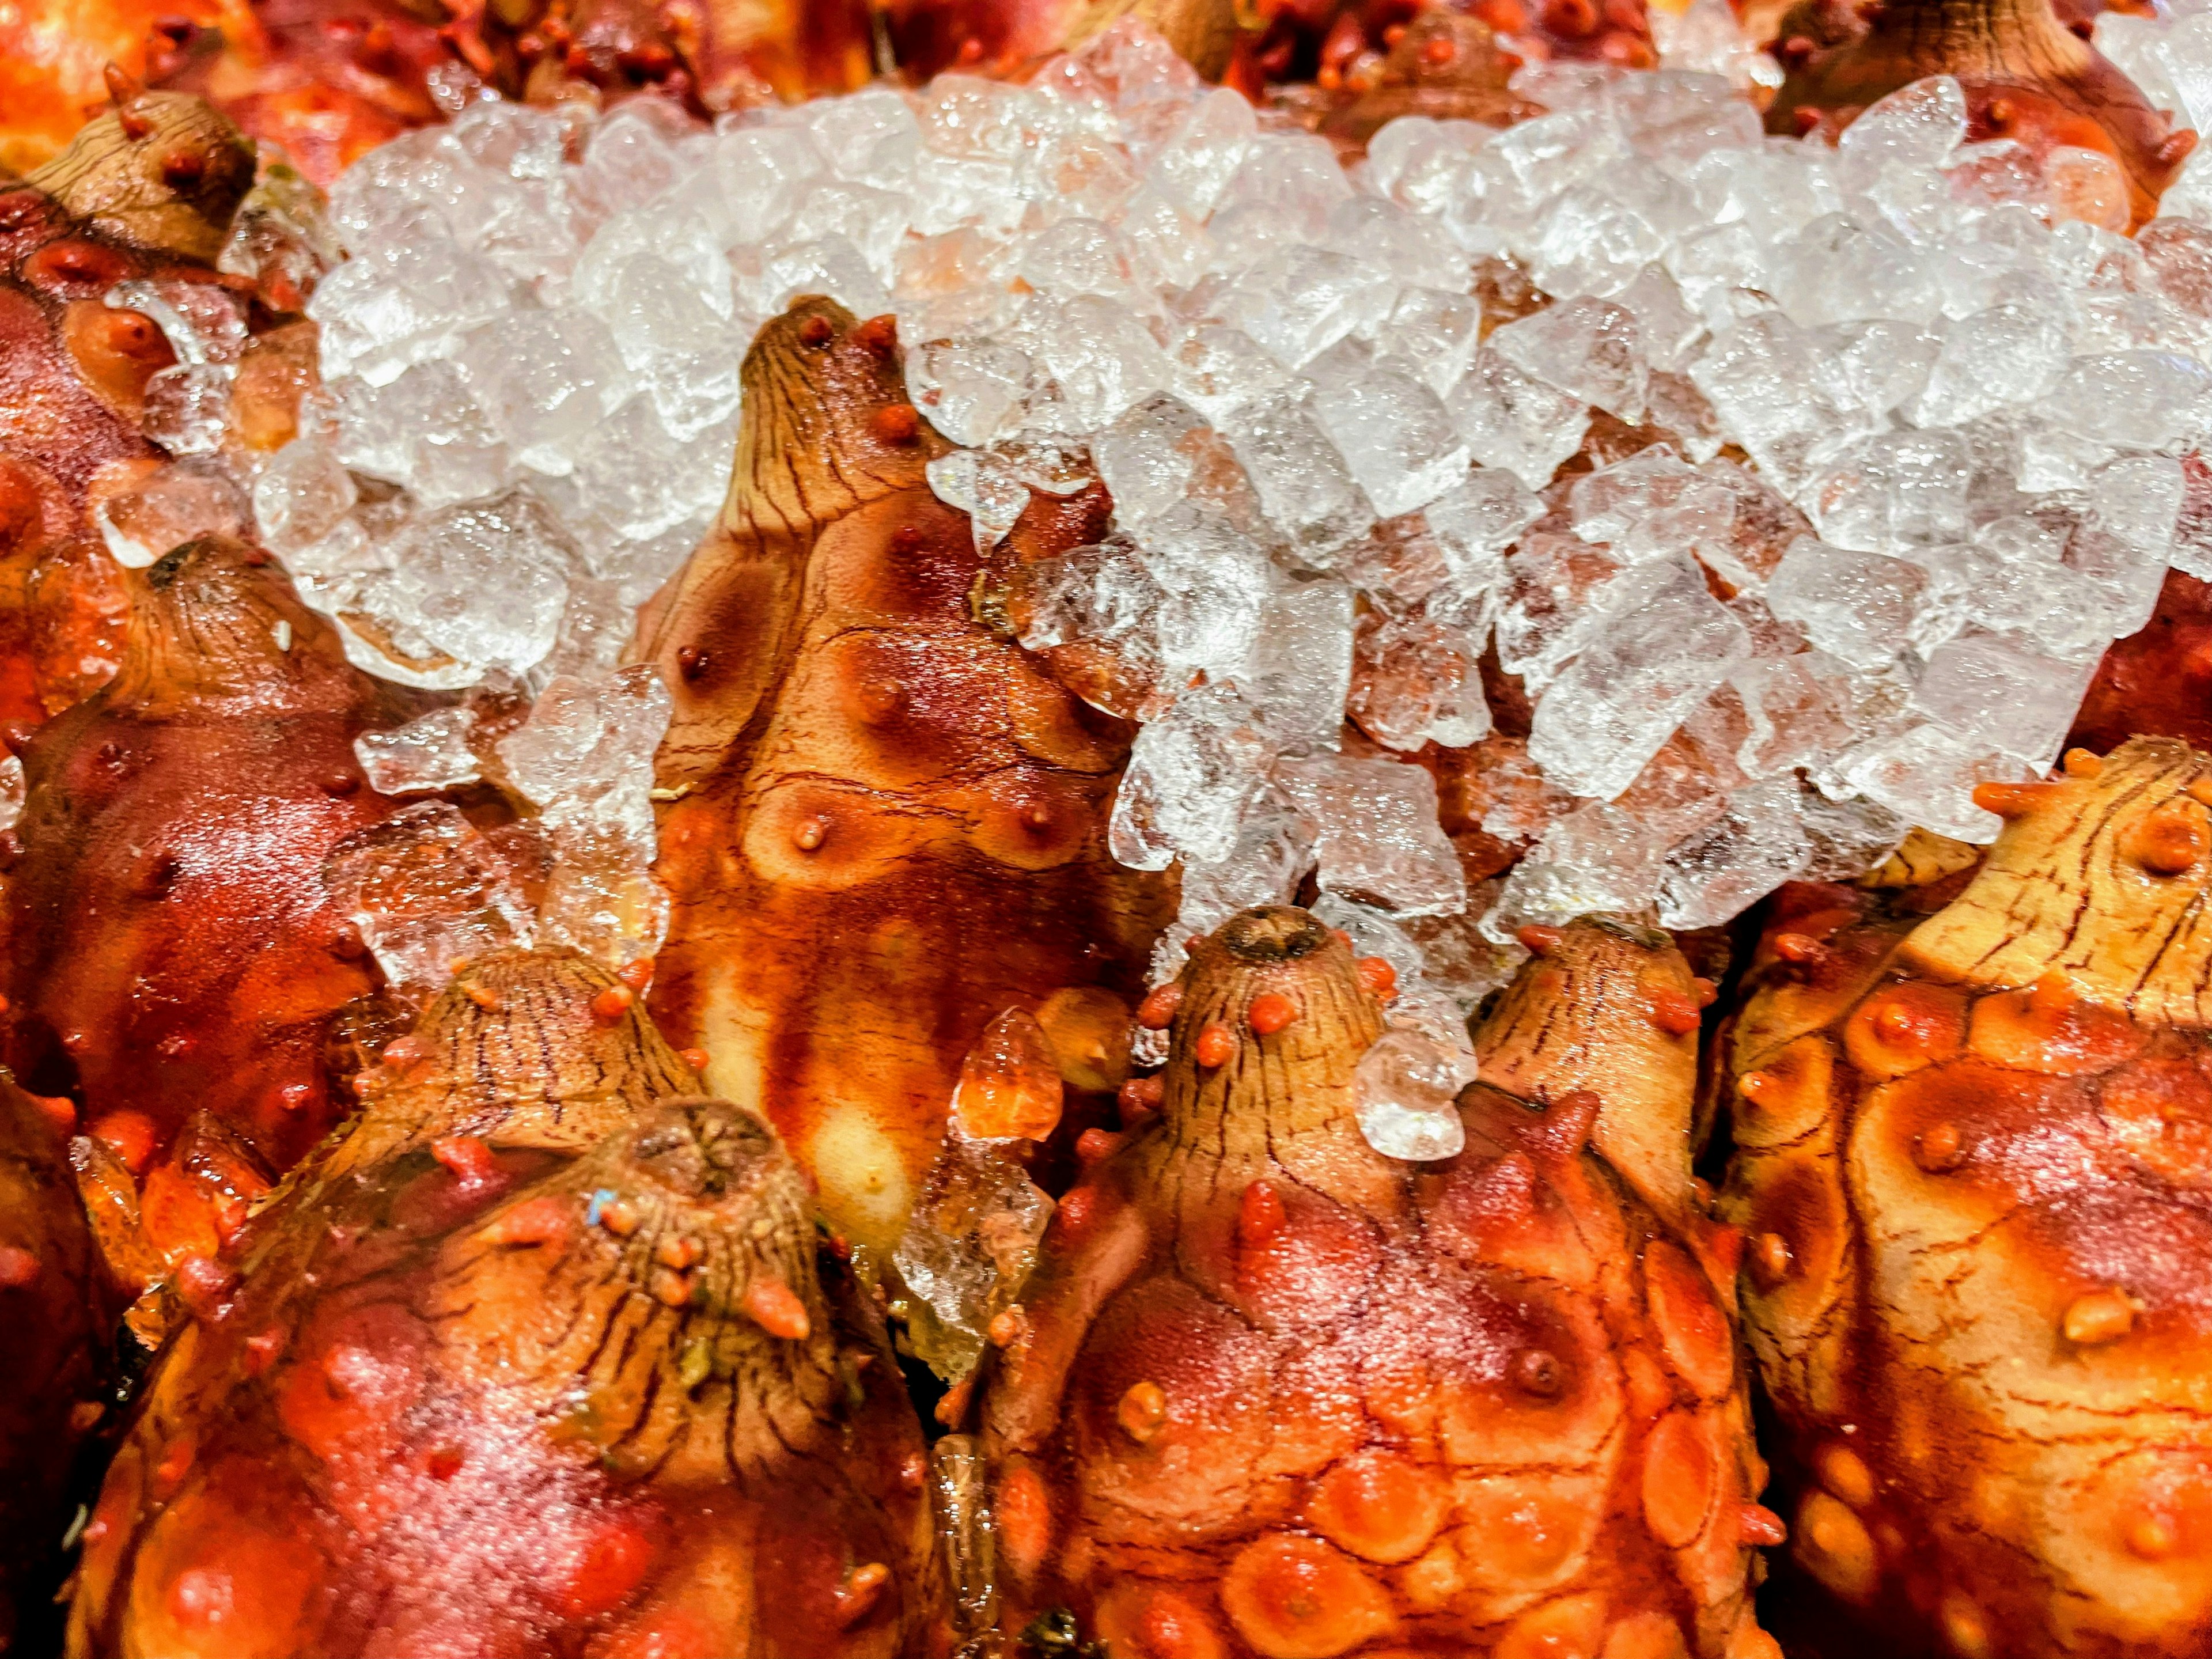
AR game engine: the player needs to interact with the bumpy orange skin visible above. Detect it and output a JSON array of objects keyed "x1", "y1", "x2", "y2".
[
  {"x1": 981, "y1": 907, "x2": 1776, "y2": 1659},
  {"x1": 1764, "y1": 0, "x2": 2195, "y2": 232},
  {"x1": 0, "y1": 1075, "x2": 112, "y2": 1657},
  {"x1": 1315, "y1": 9, "x2": 1541, "y2": 145},
  {"x1": 67, "y1": 952, "x2": 946, "y2": 1659},
  {"x1": 1723, "y1": 738, "x2": 2212, "y2": 1658},
  {"x1": 3, "y1": 537, "x2": 446, "y2": 1197},
  {"x1": 0, "y1": 93, "x2": 261, "y2": 726},
  {"x1": 635, "y1": 298, "x2": 1172, "y2": 1253}
]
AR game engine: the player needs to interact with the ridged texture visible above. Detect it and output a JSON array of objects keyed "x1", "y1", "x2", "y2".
[
  {"x1": 980, "y1": 906, "x2": 1777, "y2": 1658},
  {"x1": 633, "y1": 298, "x2": 1172, "y2": 1253},
  {"x1": 1722, "y1": 736, "x2": 2212, "y2": 1657},
  {"x1": 66, "y1": 949, "x2": 947, "y2": 1659}
]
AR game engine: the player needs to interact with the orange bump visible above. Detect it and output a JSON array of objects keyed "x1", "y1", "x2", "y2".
[
  {"x1": 995, "y1": 1460, "x2": 1053, "y2": 1582},
  {"x1": 0, "y1": 1247, "x2": 37, "y2": 1289},
  {"x1": 838, "y1": 1562, "x2": 890, "y2": 1627},
  {"x1": 1642, "y1": 1409, "x2": 1717, "y2": 1548},
  {"x1": 1075, "y1": 1127, "x2": 1120, "y2": 1164},
  {"x1": 1118, "y1": 1073, "x2": 1165, "y2": 1126},
  {"x1": 558, "y1": 1517, "x2": 656, "y2": 1619},
  {"x1": 168, "y1": 1566, "x2": 232, "y2": 1627},
  {"x1": 1137, "y1": 983, "x2": 1183, "y2": 1029},
  {"x1": 1738, "y1": 1502, "x2": 1787, "y2": 1546},
  {"x1": 1796, "y1": 1490, "x2": 1878, "y2": 1602},
  {"x1": 791, "y1": 815, "x2": 828, "y2": 852},
  {"x1": 430, "y1": 1135, "x2": 498, "y2": 1188},
  {"x1": 1517, "y1": 924, "x2": 1563, "y2": 955},
  {"x1": 482, "y1": 1195, "x2": 571, "y2": 1248},
  {"x1": 1751, "y1": 1232, "x2": 1793, "y2": 1287},
  {"x1": 590, "y1": 984, "x2": 635, "y2": 1022},
  {"x1": 653, "y1": 1234, "x2": 703, "y2": 1270},
  {"x1": 618, "y1": 959, "x2": 655, "y2": 992},
  {"x1": 597, "y1": 1198, "x2": 641, "y2": 1237},
  {"x1": 1238, "y1": 1179, "x2": 1286, "y2": 1246},
  {"x1": 852, "y1": 315, "x2": 899, "y2": 353},
  {"x1": 1815, "y1": 1444, "x2": 1876, "y2": 1510},
  {"x1": 89, "y1": 1110, "x2": 157, "y2": 1177},
  {"x1": 1972, "y1": 780, "x2": 2063, "y2": 818},
  {"x1": 679, "y1": 1048, "x2": 710, "y2": 1073},
  {"x1": 1913, "y1": 1119, "x2": 1965, "y2": 1173},
  {"x1": 2128, "y1": 1512, "x2": 2180, "y2": 1560},
  {"x1": 987, "y1": 1307, "x2": 1027, "y2": 1347},
  {"x1": 2123, "y1": 798, "x2": 2210, "y2": 877},
  {"x1": 463, "y1": 981, "x2": 503, "y2": 1011},
  {"x1": 1118, "y1": 1380, "x2": 1168, "y2": 1443},
  {"x1": 2064, "y1": 1288, "x2": 2135, "y2": 1346},
  {"x1": 741, "y1": 1275, "x2": 810, "y2": 1340},
  {"x1": 1355, "y1": 957, "x2": 1398, "y2": 999},
  {"x1": 1771, "y1": 933, "x2": 1828, "y2": 967},
  {"x1": 1648, "y1": 986, "x2": 1702, "y2": 1036},
  {"x1": 872, "y1": 403, "x2": 921, "y2": 445},
  {"x1": 1248, "y1": 992, "x2": 1297, "y2": 1035},
  {"x1": 797, "y1": 315, "x2": 835, "y2": 347},
  {"x1": 1692, "y1": 976, "x2": 1718, "y2": 1007},
  {"x1": 1194, "y1": 1023, "x2": 1234, "y2": 1067},
  {"x1": 2063, "y1": 748, "x2": 2104, "y2": 778}
]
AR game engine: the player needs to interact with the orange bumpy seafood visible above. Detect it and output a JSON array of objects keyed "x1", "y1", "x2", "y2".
[
  {"x1": 3, "y1": 536, "x2": 462, "y2": 1311},
  {"x1": 979, "y1": 906, "x2": 1777, "y2": 1658},
  {"x1": 0, "y1": 1070, "x2": 112, "y2": 1658},
  {"x1": 1722, "y1": 736, "x2": 2212, "y2": 1657},
  {"x1": 1763, "y1": 0, "x2": 2197, "y2": 231},
  {"x1": 66, "y1": 949, "x2": 946, "y2": 1659},
  {"x1": 1, "y1": 85, "x2": 263, "y2": 725},
  {"x1": 633, "y1": 297, "x2": 1172, "y2": 1253}
]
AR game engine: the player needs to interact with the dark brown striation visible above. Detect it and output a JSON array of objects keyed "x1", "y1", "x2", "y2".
[
  {"x1": 980, "y1": 905, "x2": 1778, "y2": 1658},
  {"x1": 3, "y1": 536, "x2": 454, "y2": 1317},
  {"x1": 0, "y1": 85, "x2": 260, "y2": 726},
  {"x1": 1763, "y1": 0, "x2": 2196, "y2": 231},
  {"x1": 1722, "y1": 737, "x2": 2212, "y2": 1657},
  {"x1": 65, "y1": 948, "x2": 946, "y2": 1659},
  {"x1": 0, "y1": 1071, "x2": 113, "y2": 1657},
  {"x1": 632, "y1": 297, "x2": 1172, "y2": 1255}
]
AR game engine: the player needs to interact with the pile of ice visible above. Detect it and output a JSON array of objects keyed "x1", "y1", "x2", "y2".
[{"x1": 104, "y1": 6, "x2": 2212, "y2": 1149}]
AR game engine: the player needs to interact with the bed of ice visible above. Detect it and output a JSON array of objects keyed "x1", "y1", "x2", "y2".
[{"x1": 109, "y1": 5, "x2": 2212, "y2": 1161}]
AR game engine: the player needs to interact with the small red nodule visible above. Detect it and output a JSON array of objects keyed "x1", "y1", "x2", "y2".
[
  {"x1": 1137, "y1": 983, "x2": 1184, "y2": 1029},
  {"x1": 1117, "y1": 1073, "x2": 1165, "y2": 1126},
  {"x1": 1517, "y1": 924, "x2": 1563, "y2": 956},
  {"x1": 1771, "y1": 932, "x2": 1828, "y2": 967},
  {"x1": 679, "y1": 1047, "x2": 711, "y2": 1073},
  {"x1": 618, "y1": 959, "x2": 655, "y2": 993},
  {"x1": 741, "y1": 1275, "x2": 810, "y2": 1340},
  {"x1": 1248, "y1": 992, "x2": 1297, "y2": 1036},
  {"x1": 431, "y1": 1135, "x2": 498, "y2": 1188},
  {"x1": 797, "y1": 315, "x2": 835, "y2": 347},
  {"x1": 0, "y1": 1246, "x2": 37, "y2": 1289},
  {"x1": 853, "y1": 315, "x2": 899, "y2": 354},
  {"x1": 590, "y1": 985, "x2": 635, "y2": 1022},
  {"x1": 1238, "y1": 1179, "x2": 1286, "y2": 1245},
  {"x1": 1647, "y1": 987, "x2": 1702, "y2": 1036},
  {"x1": 1075, "y1": 1127, "x2": 1120, "y2": 1164},
  {"x1": 872, "y1": 403, "x2": 921, "y2": 445},
  {"x1": 1355, "y1": 957, "x2": 1399, "y2": 1000},
  {"x1": 1194, "y1": 1024, "x2": 1235, "y2": 1068},
  {"x1": 1738, "y1": 1502, "x2": 1788, "y2": 1547}
]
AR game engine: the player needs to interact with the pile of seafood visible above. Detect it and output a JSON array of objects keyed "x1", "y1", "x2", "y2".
[{"x1": 12, "y1": 0, "x2": 2212, "y2": 1654}]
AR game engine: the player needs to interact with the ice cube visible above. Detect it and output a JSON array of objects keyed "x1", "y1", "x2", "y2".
[
  {"x1": 1690, "y1": 312, "x2": 1866, "y2": 488},
  {"x1": 96, "y1": 457, "x2": 247, "y2": 569},
  {"x1": 1764, "y1": 536, "x2": 1924, "y2": 671},
  {"x1": 1447, "y1": 353, "x2": 1592, "y2": 490},
  {"x1": 892, "y1": 1123, "x2": 1052, "y2": 1382},
  {"x1": 1090, "y1": 395, "x2": 1203, "y2": 527},
  {"x1": 1807, "y1": 430, "x2": 1971, "y2": 552},
  {"x1": 803, "y1": 86, "x2": 925, "y2": 189},
  {"x1": 762, "y1": 236, "x2": 891, "y2": 318},
  {"x1": 1146, "y1": 86, "x2": 1256, "y2": 218},
  {"x1": 1425, "y1": 467, "x2": 1543, "y2": 594},
  {"x1": 1274, "y1": 752, "x2": 1467, "y2": 916},
  {"x1": 1309, "y1": 365, "x2": 1471, "y2": 518},
  {"x1": 1527, "y1": 554, "x2": 1753, "y2": 800},
  {"x1": 1375, "y1": 286, "x2": 1485, "y2": 397},
  {"x1": 1911, "y1": 635, "x2": 2096, "y2": 766},
  {"x1": 1222, "y1": 245, "x2": 1398, "y2": 370},
  {"x1": 1837, "y1": 75, "x2": 1968, "y2": 180},
  {"x1": 1244, "y1": 582, "x2": 1355, "y2": 750},
  {"x1": 1354, "y1": 1028, "x2": 1471, "y2": 1162},
  {"x1": 1155, "y1": 785, "x2": 1316, "y2": 979},
  {"x1": 1139, "y1": 506, "x2": 1275, "y2": 684},
  {"x1": 2048, "y1": 350, "x2": 2212, "y2": 448},
  {"x1": 254, "y1": 435, "x2": 358, "y2": 555},
  {"x1": 1024, "y1": 294, "x2": 1172, "y2": 429},
  {"x1": 1490, "y1": 297, "x2": 1649, "y2": 422},
  {"x1": 1656, "y1": 776, "x2": 1810, "y2": 929},
  {"x1": 1350, "y1": 605, "x2": 1493, "y2": 751},
  {"x1": 458, "y1": 309, "x2": 629, "y2": 476},
  {"x1": 1214, "y1": 131, "x2": 1355, "y2": 245},
  {"x1": 1109, "y1": 683, "x2": 1277, "y2": 870},
  {"x1": 354, "y1": 708, "x2": 482, "y2": 794},
  {"x1": 1732, "y1": 653, "x2": 1854, "y2": 776},
  {"x1": 322, "y1": 800, "x2": 534, "y2": 998},
  {"x1": 926, "y1": 450, "x2": 1031, "y2": 551},
  {"x1": 571, "y1": 396, "x2": 729, "y2": 544},
  {"x1": 1567, "y1": 447, "x2": 1702, "y2": 544},
  {"x1": 1909, "y1": 281, "x2": 2070, "y2": 426},
  {"x1": 1220, "y1": 391, "x2": 1376, "y2": 560},
  {"x1": 1840, "y1": 722, "x2": 2031, "y2": 843},
  {"x1": 141, "y1": 364, "x2": 233, "y2": 457}
]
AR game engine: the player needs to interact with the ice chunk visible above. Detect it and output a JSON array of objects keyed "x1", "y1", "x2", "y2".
[
  {"x1": 1222, "y1": 245, "x2": 1397, "y2": 370},
  {"x1": 1168, "y1": 325, "x2": 1295, "y2": 423},
  {"x1": 2049, "y1": 351, "x2": 2212, "y2": 448},
  {"x1": 1156, "y1": 785, "x2": 1317, "y2": 979},
  {"x1": 1838, "y1": 75, "x2": 1968, "y2": 180},
  {"x1": 1109, "y1": 683, "x2": 1277, "y2": 870},
  {"x1": 1146, "y1": 87, "x2": 1256, "y2": 218},
  {"x1": 1911, "y1": 635, "x2": 2095, "y2": 766},
  {"x1": 1527, "y1": 555, "x2": 1753, "y2": 800},
  {"x1": 1090, "y1": 395, "x2": 1202, "y2": 527},
  {"x1": 1274, "y1": 753, "x2": 1467, "y2": 917},
  {"x1": 354, "y1": 708, "x2": 482, "y2": 794},
  {"x1": 1426, "y1": 467, "x2": 1543, "y2": 594},
  {"x1": 1806, "y1": 431, "x2": 1971, "y2": 553},
  {"x1": 254, "y1": 436, "x2": 358, "y2": 555},
  {"x1": 1765, "y1": 536, "x2": 1923, "y2": 671},
  {"x1": 1309, "y1": 365, "x2": 1471, "y2": 518},
  {"x1": 1354, "y1": 1029, "x2": 1472, "y2": 1161},
  {"x1": 458, "y1": 309, "x2": 628, "y2": 476},
  {"x1": 1141, "y1": 507, "x2": 1275, "y2": 684},
  {"x1": 336, "y1": 358, "x2": 508, "y2": 508},
  {"x1": 1909, "y1": 281, "x2": 2070, "y2": 426},
  {"x1": 1221, "y1": 392, "x2": 1376, "y2": 560},
  {"x1": 1350, "y1": 605, "x2": 1493, "y2": 751},
  {"x1": 322, "y1": 800, "x2": 533, "y2": 997},
  {"x1": 1840, "y1": 723, "x2": 2030, "y2": 843},
  {"x1": 1494, "y1": 532, "x2": 1628, "y2": 691},
  {"x1": 570, "y1": 396, "x2": 729, "y2": 544},
  {"x1": 892, "y1": 1123, "x2": 1051, "y2": 1382},
  {"x1": 1567, "y1": 448, "x2": 1703, "y2": 544},
  {"x1": 1656, "y1": 776, "x2": 1809, "y2": 929},
  {"x1": 1488, "y1": 298, "x2": 1648, "y2": 422},
  {"x1": 141, "y1": 364, "x2": 233, "y2": 457},
  {"x1": 1024, "y1": 294, "x2": 1172, "y2": 428},
  {"x1": 1732, "y1": 653, "x2": 1854, "y2": 776},
  {"x1": 713, "y1": 125, "x2": 827, "y2": 243},
  {"x1": 96, "y1": 457, "x2": 247, "y2": 568},
  {"x1": 1448, "y1": 353, "x2": 1592, "y2": 490},
  {"x1": 1244, "y1": 582, "x2": 1356, "y2": 750},
  {"x1": 1690, "y1": 313, "x2": 1866, "y2": 488},
  {"x1": 1376, "y1": 286, "x2": 1485, "y2": 397}
]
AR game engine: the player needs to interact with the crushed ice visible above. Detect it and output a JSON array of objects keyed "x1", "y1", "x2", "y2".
[{"x1": 93, "y1": 9, "x2": 2212, "y2": 1152}]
